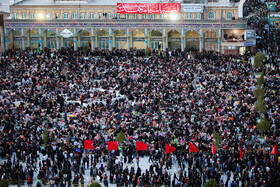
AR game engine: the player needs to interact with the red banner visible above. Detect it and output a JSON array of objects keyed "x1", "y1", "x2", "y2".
[{"x1": 117, "y1": 3, "x2": 181, "y2": 14}]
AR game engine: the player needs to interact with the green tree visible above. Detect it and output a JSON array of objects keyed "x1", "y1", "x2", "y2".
[
  {"x1": 255, "y1": 97, "x2": 267, "y2": 114},
  {"x1": 213, "y1": 131, "x2": 222, "y2": 149},
  {"x1": 256, "y1": 72, "x2": 265, "y2": 86},
  {"x1": 116, "y1": 131, "x2": 125, "y2": 143},
  {"x1": 254, "y1": 86, "x2": 265, "y2": 99},
  {"x1": 0, "y1": 179, "x2": 9, "y2": 187},
  {"x1": 90, "y1": 182, "x2": 102, "y2": 187},
  {"x1": 257, "y1": 117, "x2": 270, "y2": 132},
  {"x1": 204, "y1": 179, "x2": 217, "y2": 187},
  {"x1": 254, "y1": 52, "x2": 265, "y2": 68},
  {"x1": 43, "y1": 128, "x2": 49, "y2": 145}
]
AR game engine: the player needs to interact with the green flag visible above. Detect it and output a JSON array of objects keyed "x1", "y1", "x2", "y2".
[{"x1": 37, "y1": 43, "x2": 40, "y2": 53}]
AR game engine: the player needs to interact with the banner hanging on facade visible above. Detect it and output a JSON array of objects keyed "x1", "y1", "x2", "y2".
[
  {"x1": 181, "y1": 4, "x2": 203, "y2": 13},
  {"x1": 117, "y1": 3, "x2": 181, "y2": 14}
]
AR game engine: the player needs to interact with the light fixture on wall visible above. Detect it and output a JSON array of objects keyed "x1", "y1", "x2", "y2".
[
  {"x1": 38, "y1": 13, "x2": 43, "y2": 20},
  {"x1": 170, "y1": 13, "x2": 177, "y2": 20}
]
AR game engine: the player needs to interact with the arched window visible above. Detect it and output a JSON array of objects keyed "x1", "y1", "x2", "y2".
[
  {"x1": 13, "y1": 13, "x2": 18, "y2": 19},
  {"x1": 226, "y1": 11, "x2": 233, "y2": 20},
  {"x1": 116, "y1": 13, "x2": 120, "y2": 19},
  {"x1": 142, "y1": 14, "x2": 147, "y2": 19},
  {"x1": 179, "y1": 14, "x2": 183, "y2": 19},
  {"x1": 55, "y1": 13, "x2": 60, "y2": 19},
  {"x1": 133, "y1": 14, "x2": 138, "y2": 19},
  {"x1": 208, "y1": 11, "x2": 215, "y2": 19},
  {"x1": 80, "y1": 13, "x2": 86, "y2": 19},
  {"x1": 21, "y1": 13, "x2": 26, "y2": 19},
  {"x1": 46, "y1": 13, "x2": 52, "y2": 19},
  {"x1": 30, "y1": 13, "x2": 35, "y2": 19},
  {"x1": 98, "y1": 13, "x2": 103, "y2": 19},
  {"x1": 63, "y1": 13, "x2": 69, "y2": 19},
  {"x1": 186, "y1": 13, "x2": 192, "y2": 19},
  {"x1": 89, "y1": 13, "x2": 94, "y2": 19},
  {"x1": 107, "y1": 13, "x2": 112, "y2": 19},
  {"x1": 72, "y1": 13, "x2": 77, "y2": 19},
  {"x1": 160, "y1": 14, "x2": 165, "y2": 19}
]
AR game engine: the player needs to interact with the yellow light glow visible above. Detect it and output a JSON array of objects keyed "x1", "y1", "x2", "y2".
[
  {"x1": 233, "y1": 30, "x2": 237, "y2": 34},
  {"x1": 170, "y1": 13, "x2": 177, "y2": 20},
  {"x1": 38, "y1": 13, "x2": 43, "y2": 19}
]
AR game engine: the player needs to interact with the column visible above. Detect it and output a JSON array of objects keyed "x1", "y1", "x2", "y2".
[
  {"x1": 162, "y1": 37, "x2": 166, "y2": 51},
  {"x1": 56, "y1": 36, "x2": 60, "y2": 49},
  {"x1": 218, "y1": 29, "x2": 221, "y2": 53},
  {"x1": 199, "y1": 29, "x2": 203, "y2": 52},
  {"x1": 199, "y1": 37, "x2": 203, "y2": 52},
  {"x1": 78, "y1": 32, "x2": 81, "y2": 48},
  {"x1": 109, "y1": 28, "x2": 112, "y2": 51},
  {"x1": 127, "y1": 36, "x2": 130, "y2": 51},
  {"x1": 181, "y1": 36, "x2": 185, "y2": 52},
  {"x1": 11, "y1": 31, "x2": 14, "y2": 49},
  {"x1": 162, "y1": 29, "x2": 166, "y2": 51},
  {"x1": 22, "y1": 36, "x2": 25, "y2": 50},
  {"x1": 91, "y1": 36, "x2": 95, "y2": 50},
  {"x1": 5, "y1": 36, "x2": 8, "y2": 51},
  {"x1": 95, "y1": 32, "x2": 98, "y2": 49},
  {"x1": 130, "y1": 32, "x2": 133, "y2": 50},
  {"x1": 39, "y1": 36, "x2": 43, "y2": 50},
  {"x1": 0, "y1": 26, "x2": 5, "y2": 52},
  {"x1": 74, "y1": 36, "x2": 78, "y2": 51},
  {"x1": 44, "y1": 30, "x2": 47, "y2": 49},
  {"x1": 27, "y1": 30, "x2": 30, "y2": 48},
  {"x1": 145, "y1": 34, "x2": 148, "y2": 49}
]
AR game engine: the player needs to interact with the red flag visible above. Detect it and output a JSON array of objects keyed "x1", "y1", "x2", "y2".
[
  {"x1": 84, "y1": 140, "x2": 94, "y2": 150},
  {"x1": 212, "y1": 144, "x2": 216, "y2": 154},
  {"x1": 136, "y1": 141, "x2": 148, "y2": 151},
  {"x1": 166, "y1": 144, "x2": 176, "y2": 154},
  {"x1": 107, "y1": 141, "x2": 118, "y2": 151},
  {"x1": 239, "y1": 145, "x2": 244, "y2": 159},
  {"x1": 189, "y1": 142, "x2": 199, "y2": 152},
  {"x1": 271, "y1": 145, "x2": 279, "y2": 155}
]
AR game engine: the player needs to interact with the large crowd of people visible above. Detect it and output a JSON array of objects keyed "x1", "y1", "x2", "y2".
[{"x1": 0, "y1": 1, "x2": 280, "y2": 187}]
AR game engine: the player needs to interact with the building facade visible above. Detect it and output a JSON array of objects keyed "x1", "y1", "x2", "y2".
[{"x1": 4, "y1": 0, "x2": 255, "y2": 54}]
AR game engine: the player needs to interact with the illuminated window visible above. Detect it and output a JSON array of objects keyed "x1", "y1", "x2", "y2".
[{"x1": 46, "y1": 13, "x2": 52, "y2": 19}]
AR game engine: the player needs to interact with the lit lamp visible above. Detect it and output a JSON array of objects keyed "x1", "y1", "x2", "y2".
[
  {"x1": 170, "y1": 13, "x2": 177, "y2": 20},
  {"x1": 38, "y1": 13, "x2": 43, "y2": 20}
]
